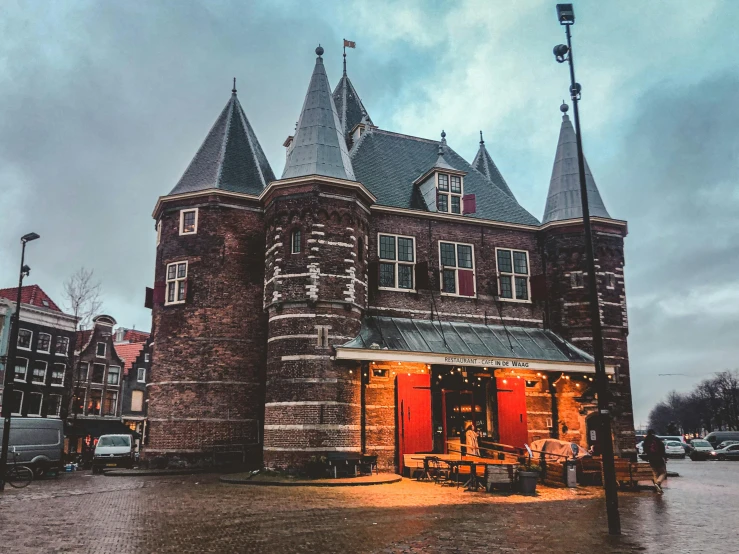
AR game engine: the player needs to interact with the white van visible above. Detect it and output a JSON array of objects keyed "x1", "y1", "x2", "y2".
[{"x1": 92, "y1": 434, "x2": 134, "y2": 473}]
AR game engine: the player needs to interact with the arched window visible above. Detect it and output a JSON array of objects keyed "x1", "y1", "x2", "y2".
[{"x1": 291, "y1": 229, "x2": 302, "y2": 254}]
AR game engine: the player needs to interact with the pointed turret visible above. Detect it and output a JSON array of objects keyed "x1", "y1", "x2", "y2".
[
  {"x1": 332, "y1": 64, "x2": 372, "y2": 140},
  {"x1": 472, "y1": 131, "x2": 514, "y2": 198},
  {"x1": 542, "y1": 103, "x2": 610, "y2": 223},
  {"x1": 169, "y1": 84, "x2": 275, "y2": 196},
  {"x1": 282, "y1": 46, "x2": 355, "y2": 181}
]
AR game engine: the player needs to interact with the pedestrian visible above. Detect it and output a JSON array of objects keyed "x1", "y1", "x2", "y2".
[
  {"x1": 643, "y1": 429, "x2": 667, "y2": 493},
  {"x1": 465, "y1": 423, "x2": 480, "y2": 456}
]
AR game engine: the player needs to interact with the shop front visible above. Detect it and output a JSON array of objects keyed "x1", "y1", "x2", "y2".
[{"x1": 336, "y1": 316, "x2": 613, "y2": 472}]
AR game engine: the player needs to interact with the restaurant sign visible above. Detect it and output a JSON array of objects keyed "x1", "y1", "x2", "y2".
[{"x1": 443, "y1": 356, "x2": 530, "y2": 368}]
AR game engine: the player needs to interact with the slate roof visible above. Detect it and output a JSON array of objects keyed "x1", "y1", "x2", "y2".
[
  {"x1": 542, "y1": 108, "x2": 611, "y2": 223},
  {"x1": 169, "y1": 90, "x2": 275, "y2": 196},
  {"x1": 332, "y1": 71, "x2": 371, "y2": 138},
  {"x1": 351, "y1": 129, "x2": 540, "y2": 226},
  {"x1": 0, "y1": 285, "x2": 62, "y2": 312},
  {"x1": 338, "y1": 316, "x2": 594, "y2": 364},
  {"x1": 282, "y1": 48, "x2": 355, "y2": 181},
  {"x1": 472, "y1": 132, "x2": 515, "y2": 198}
]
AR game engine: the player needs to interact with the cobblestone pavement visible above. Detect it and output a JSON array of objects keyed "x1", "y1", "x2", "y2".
[{"x1": 0, "y1": 460, "x2": 736, "y2": 553}]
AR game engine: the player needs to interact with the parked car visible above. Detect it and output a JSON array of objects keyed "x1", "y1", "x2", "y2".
[
  {"x1": 664, "y1": 441, "x2": 686, "y2": 459},
  {"x1": 704, "y1": 431, "x2": 739, "y2": 449},
  {"x1": 709, "y1": 444, "x2": 739, "y2": 461},
  {"x1": 92, "y1": 434, "x2": 134, "y2": 474},
  {"x1": 688, "y1": 440, "x2": 714, "y2": 461},
  {"x1": 715, "y1": 440, "x2": 739, "y2": 450},
  {"x1": 0, "y1": 417, "x2": 63, "y2": 476}
]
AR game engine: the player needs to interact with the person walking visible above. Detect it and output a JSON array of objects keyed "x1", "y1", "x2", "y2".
[{"x1": 643, "y1": 429, "x2": 667, "y2": 493}]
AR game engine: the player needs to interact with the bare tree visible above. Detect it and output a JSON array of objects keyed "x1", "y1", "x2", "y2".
[{"x1": 63, "y1": 267, "x2": 102, "y2": 331}]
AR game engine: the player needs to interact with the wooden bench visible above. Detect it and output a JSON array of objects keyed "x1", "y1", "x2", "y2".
[
  {"x1": 610, "y1": 460, "x2": 654, "y2": 489},
  {"x1": 326, "y1": 452, "x2": 362, "y2": 478}
]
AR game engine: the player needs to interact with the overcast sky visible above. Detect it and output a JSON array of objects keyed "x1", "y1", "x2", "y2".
[{"x1": 1, "y1": 0, "x2": 737, "y2": 425}]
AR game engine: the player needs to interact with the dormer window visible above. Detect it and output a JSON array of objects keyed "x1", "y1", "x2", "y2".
[{"x1": 437, "y1": 173, "x2": 462, "y2": 214}]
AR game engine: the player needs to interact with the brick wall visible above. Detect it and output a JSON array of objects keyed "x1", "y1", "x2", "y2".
[{"x1": 146, "y1": 196, "x2": 267, "y2": 461}]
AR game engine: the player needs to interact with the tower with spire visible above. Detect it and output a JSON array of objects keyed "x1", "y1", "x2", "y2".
[{"x1": 540, "y1": 103, "x2": 634, "y2": 452}]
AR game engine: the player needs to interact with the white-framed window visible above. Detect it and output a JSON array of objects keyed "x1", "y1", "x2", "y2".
[
  {"x1": 378, "y1": 234, "x2": 415, "y2": 291},
  {"x1": 570, "y1": 271, "x2": 584, "y2": 289},
  {"x1": 107, "y1": 366, "x2": 121, "y2": 386},
  {"x1": 104, "y1": 390, "x2": 118, "y2": 416},
  {"x1": 156, "y1": 220, "x2": 162, "y2": 246},
  {"x1": 437, "y1": 173, "x2": 463, "y2": 214},
  {"x1": 179, "y1": 208, "x2": 198, "y2": 235},
  {"x1": 96, "y1": 342, "x2": 106, "y2": 357},
  {"x1": 11, "y1": 390, "x2": 23, "y2": 415},
  {"x1": 31, "y1": 360, "x2": 48, "y2": 384},
  {"x1": 14, "y1": 357, "x2": 28, "y2": 382},
  {"x1": 37, "y1": 333, "x2": 51, "y2": 353},
  {"x1": 131, "y1": 390, "x2": 144, "y2": 412},
  {"x1": 51, "y1": 364, "x2": 65, "y2": 386},
  {"x1": 54, "y1": 336, "x2": 69, "y2": 356},
  {"x1": 137, "y1": 367, "x2": 146, "y2": 383},
  {"x1": 439, "y1": 241, "x2": 475, "y2": 297},
  {"x1": 496, "y1": 248, "x2": 531, "y2": 302},
  {"x1": 605, "y1": 272, "x2": 615, "y2": 289},
  {"x1": 47, "y1": 394, "x2": 62, "y2": 417},
  {"x1": 91, "y1": 363, "x2": 106, "y2": 384},
  {"x1": 27, "y1": 392, "x2": 43, "y2": 417},
  {"x1": 144, "y1": 353, "x2": 150, "y2": 363},
  {"x1": 291, "y1": 229, "x2": 302, "y2": 254},
  {"x1": 78, "y1": 362, "x2": 89, "y2": 383},
  {"x1": 166, "y1": 261, "x2": 188, "y2": 305},
  {"x1": 17, "y1": 329, "x2": 32, "y2": 350}
]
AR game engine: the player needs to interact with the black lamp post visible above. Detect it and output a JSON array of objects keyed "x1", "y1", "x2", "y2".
[
  {"x1": 553, "y1": 4, "x2": 621, "y2": 535},
  {"x1": 0, "y1": 232, "x2": 40, "y2": 491}
]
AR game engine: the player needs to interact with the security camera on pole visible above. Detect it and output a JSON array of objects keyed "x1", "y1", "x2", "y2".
[
  {"x1": 552, "y1": 4, "x2": 621, "y2": 535},
  {"x1": 0, "y1": 232, "x2": 40, "y2": 491}
]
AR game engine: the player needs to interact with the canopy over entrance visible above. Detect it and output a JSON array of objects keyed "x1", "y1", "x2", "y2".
[{"x1": 335, "y1": 316, "x2": 613, "y2": 374}]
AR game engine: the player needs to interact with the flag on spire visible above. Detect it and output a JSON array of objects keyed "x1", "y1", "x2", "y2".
[{"x1": 343, "y1": 39, "x2": 356, "y2": 48}]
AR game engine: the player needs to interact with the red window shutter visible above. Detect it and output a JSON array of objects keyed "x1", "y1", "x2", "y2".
[
  {"x1": 462, "y1": 194, "x2": 476, "y2": 215},
  {"x1": 144, "y1": 287, "x2": 154, "y2": 309},
  {"x1": 458, "y1": 270, "x2": 475, "y2": 297},
  {"x1": 153, "y1": 281, "x2": 166, "y2": 305},
  {"x1": 530, "y1": 274, "x2": 547, "y2": 302}
]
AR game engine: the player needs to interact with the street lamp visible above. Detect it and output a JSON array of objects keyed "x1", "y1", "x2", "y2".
[
  {"x1": 0, "y1": 232, "x2": 40, "y2": 491},
  {"x1": 553, "y1": 4, "x2": 622, "y2": 535}
]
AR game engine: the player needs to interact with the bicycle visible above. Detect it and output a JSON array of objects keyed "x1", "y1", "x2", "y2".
[{"x1": 5, "y1": 447, "x2": 34, "y2": 489}]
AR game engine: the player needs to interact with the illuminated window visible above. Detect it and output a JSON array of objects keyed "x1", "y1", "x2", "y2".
[
  {"x1": 87, "y1": 389, "x2": 102, "y2": 416},
  {"x1": 179, "y1": 208, "x2": 198, "y2": 235},
  {"x1": 14, "y1": 358, "x2": 28, "y2": 382},
  {"x1": 31, "y1": 361, "x2": 47, "y2": 383}
]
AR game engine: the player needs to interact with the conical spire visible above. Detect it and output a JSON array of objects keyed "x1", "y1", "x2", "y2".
[
  {"x1": 542, "y1": 104, "x2": 610, "y2": 223},
  {"x1": 282, "y1": 46, "x2": 355, "y2": 181},
  {"x1": 472, "y1": 131, "x2": 515, "y2": 198},
  {"x1": 169, "y1": 87, "x2": 275, "y2": 196},
  {"x1": 332, "y1": 68, "x2": 372, "y2": 140}
]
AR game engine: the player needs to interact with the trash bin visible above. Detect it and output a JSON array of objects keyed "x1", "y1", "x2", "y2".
[{"x1": 565, "y1": 460, "x2": 577, "y2": 488}]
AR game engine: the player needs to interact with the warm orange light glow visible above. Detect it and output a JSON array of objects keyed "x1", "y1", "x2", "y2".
[{"x1": 502, "y1": 379, "x2": 507, "y2": 384}]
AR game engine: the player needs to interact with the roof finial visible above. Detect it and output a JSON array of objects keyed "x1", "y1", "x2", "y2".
[
  {"x1": 479, "y1": 130, "x2": 484, "y2": 145},
  {"x1": 440, "y1": 129, "x2": 447, "y2": 145},
  {"x1": 316, "y1": 44, "x2": 324, "y2": 57},
  {"x1": 438, "y1": 143, "x2": 444, "y2": 156},
  {"x1": 232, "y1": 78, "x2": 237, "y2": 95},
  {"x1": 560, "y1": 100, "x2": 569, "y2": 115}
]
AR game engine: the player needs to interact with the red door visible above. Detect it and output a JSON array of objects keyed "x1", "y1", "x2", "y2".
[
  {"x1": 397, "y1": 373, "x2": 432, "y2": 472},
  {"x1": 497, "y1": 377, "x2": 529, "y2": 448}
]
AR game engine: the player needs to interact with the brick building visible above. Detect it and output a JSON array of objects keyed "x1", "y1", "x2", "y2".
[
  {"x1": 146, "y1": 46, "x2": 635, "y2": 470},
  {"x1": 0, "y1": 285, "x2": 77, "y2": 420}
]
